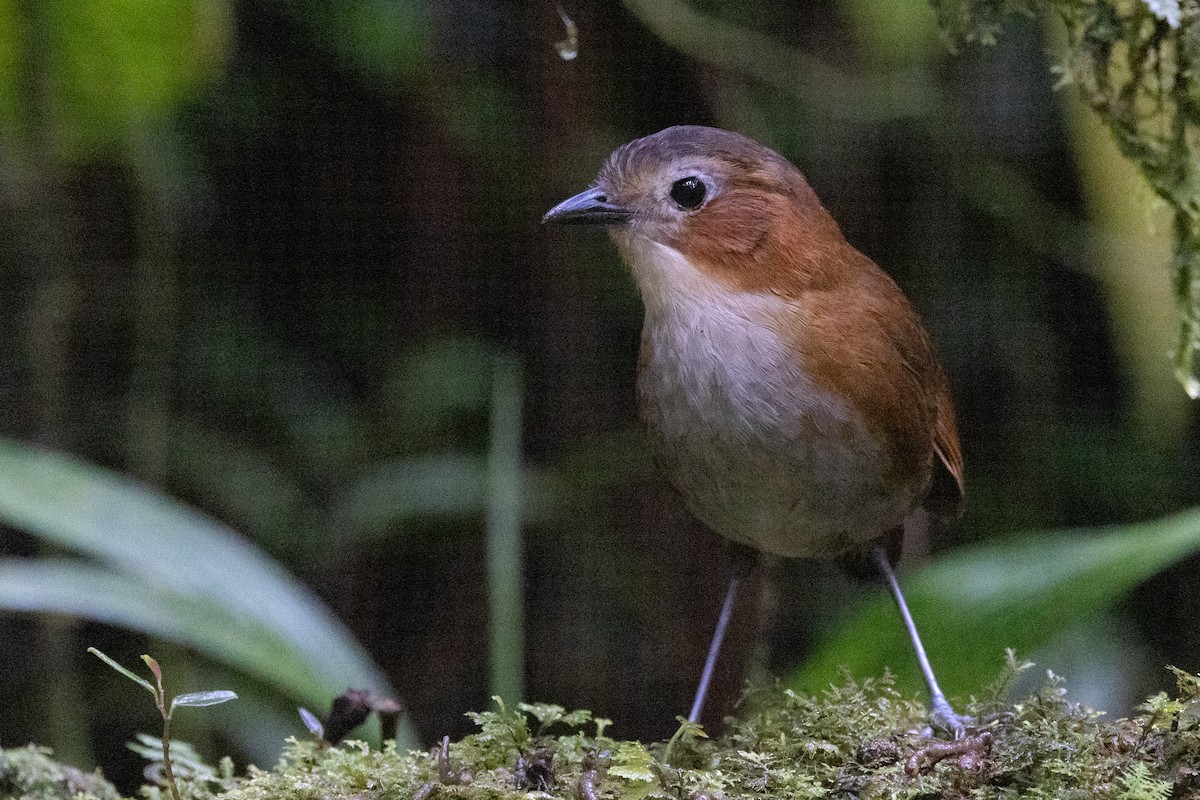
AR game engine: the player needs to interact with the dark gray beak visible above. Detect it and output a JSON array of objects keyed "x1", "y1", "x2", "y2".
[{"x1": 542, "y1": 187, "x2": 630, "y2": 225}]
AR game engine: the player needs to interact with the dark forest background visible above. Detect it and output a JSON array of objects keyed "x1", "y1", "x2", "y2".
[{"x1": 2, "y1": 0, "x2": 1199, "y2": 794}]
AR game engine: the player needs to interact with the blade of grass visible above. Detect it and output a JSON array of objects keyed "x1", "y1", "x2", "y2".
[{"x1": 486, "y1": 354, "x2": 524, "y2": 707}]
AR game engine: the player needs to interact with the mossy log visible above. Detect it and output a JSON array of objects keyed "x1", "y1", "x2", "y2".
[{"x1": 4, "y1": 665, "x2": 1198, "y2": 800}]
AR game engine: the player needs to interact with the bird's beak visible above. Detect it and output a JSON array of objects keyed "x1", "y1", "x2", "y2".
[{"x1": 542, "y1": 187, "x2": 631, "y2": 225}]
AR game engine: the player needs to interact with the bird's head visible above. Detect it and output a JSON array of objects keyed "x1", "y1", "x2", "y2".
[{"x1": 543, "y1": 126, "x2": 845, "y2": 295}]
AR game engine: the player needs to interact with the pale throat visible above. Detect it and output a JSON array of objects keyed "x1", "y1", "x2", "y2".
[
  {"x1": 609, "y1": 231, "x2": 733, "y2": 317},
  {"x1": 609, "y1": 231, "x2": 860, "y2": 435}
]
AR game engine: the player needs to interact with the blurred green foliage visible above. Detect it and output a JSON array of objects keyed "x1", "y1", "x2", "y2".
[
  {"x1": 281, "y1": 0, "x2": 431, "y2": 83},
  {"x1": 0, "y1": 0, "x2": 229, "y2": 162}
]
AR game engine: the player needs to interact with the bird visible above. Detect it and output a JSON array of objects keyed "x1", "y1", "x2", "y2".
[{"x1": 542, "y1": 125, "x2": 966, "y2": 735}]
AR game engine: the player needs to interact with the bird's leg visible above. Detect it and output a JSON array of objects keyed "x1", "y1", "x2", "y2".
[
  {"x1": 688, "y1": 546, "x2": 756, "y2": 724},
  {"x1": 873, "y1": 546, "x2": 968, "y2": 738}
]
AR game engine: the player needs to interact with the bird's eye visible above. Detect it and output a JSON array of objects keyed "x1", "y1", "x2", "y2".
[{"x1": 669, "y1": 176, "x2": 707, "y2": 210}]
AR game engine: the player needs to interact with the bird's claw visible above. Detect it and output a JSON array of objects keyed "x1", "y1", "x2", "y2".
[{"x1": 930, "y1": 698, "x2": 972, "y2": 739}]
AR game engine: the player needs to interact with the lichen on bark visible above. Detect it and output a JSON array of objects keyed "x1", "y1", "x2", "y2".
[{"x1": 930, "y1": 0, "x2": 1200, "y2": 397}]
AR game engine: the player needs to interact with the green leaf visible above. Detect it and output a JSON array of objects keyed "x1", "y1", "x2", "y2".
[
  {"x1": 792, "y1": 508, "x2": 1200, "y2": 697},
  {"x1": 336, "y1": 452, "x2": 488, "y2": 536},
  {"x1": 7, "y1": 560, "x2": 333, "y2": 709},
  {"x1": 87, "y1": 647, "x2": 156, "y2": 696},
  {"x1": 0, "y1": 439, "x2": 416, "y2": 746},
  {"x1": 334, "y1": 451, "x2": 572, "y2": 539},
  {"x1": 171, "y1": 690, "x2": 238, "y2": 710},
  {"x1": 609, "y1": 741, "x2": 658, "y2": 783}
]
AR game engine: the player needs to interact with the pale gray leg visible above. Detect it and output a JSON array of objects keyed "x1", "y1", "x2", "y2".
[
  {"x1": 688, "y1": 569, "x2": 740, "y2": 724},
  {"x1": 874, "y1": 546, "x2": 967, "y2": 737},
  {"x1": 688, "y1": 551, "x2": 754, "y2": 724}
]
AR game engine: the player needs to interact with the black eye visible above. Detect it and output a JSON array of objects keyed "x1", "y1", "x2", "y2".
[{"x1": 669, "y1": 176, "x2": 706, "y2": 210}]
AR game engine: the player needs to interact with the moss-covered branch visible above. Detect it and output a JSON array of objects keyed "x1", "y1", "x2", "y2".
[
  {"x1": 931, "y1": 0, "x2": 1200, "y2": 397},
  {"x1": 5, "y1": 660, "x2": 1199, "y2": 799}
]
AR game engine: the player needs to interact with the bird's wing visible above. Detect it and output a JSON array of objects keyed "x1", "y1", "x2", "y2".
[{"x1": 927, "y1": 384, "x2": 965, "y2": 523}]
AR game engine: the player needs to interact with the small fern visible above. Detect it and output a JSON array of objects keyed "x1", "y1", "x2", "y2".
[{"x1": 1117, "y1": 762, "x2": 1173, "y2": 800}]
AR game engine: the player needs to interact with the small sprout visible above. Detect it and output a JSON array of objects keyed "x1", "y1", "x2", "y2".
[
  {"x1": 88, "y1": 647, "x2": 236, "y2": 800},
  {"x1": 985, "y1": 648, "x2": 1036, "y2": 701},
  {"x1": 465, "y1": 695, "x2": 532, "y2": 757},
  {"x1": 554, "y1": 3, "x2": 578, "y2": 60},
  {"x1": 663, "y1": 715, "x2": 707, "y2": 765}
]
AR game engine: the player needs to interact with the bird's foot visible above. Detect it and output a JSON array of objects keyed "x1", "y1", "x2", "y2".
[{"x1": 929, "y1": 697, "x2": 972, "y2": 739}]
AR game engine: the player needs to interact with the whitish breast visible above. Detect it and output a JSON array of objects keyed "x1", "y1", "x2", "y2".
[{"x1": 615, "y1": 235, "x2": 914, "y2": 558}]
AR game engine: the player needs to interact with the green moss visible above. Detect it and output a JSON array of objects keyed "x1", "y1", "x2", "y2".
[
  {"x1": 5, "y1": 661, "x2": 1200, "y2": 800},
  {"x1": 0, "y1": 744, "x2": 123, "y2": 800}
]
